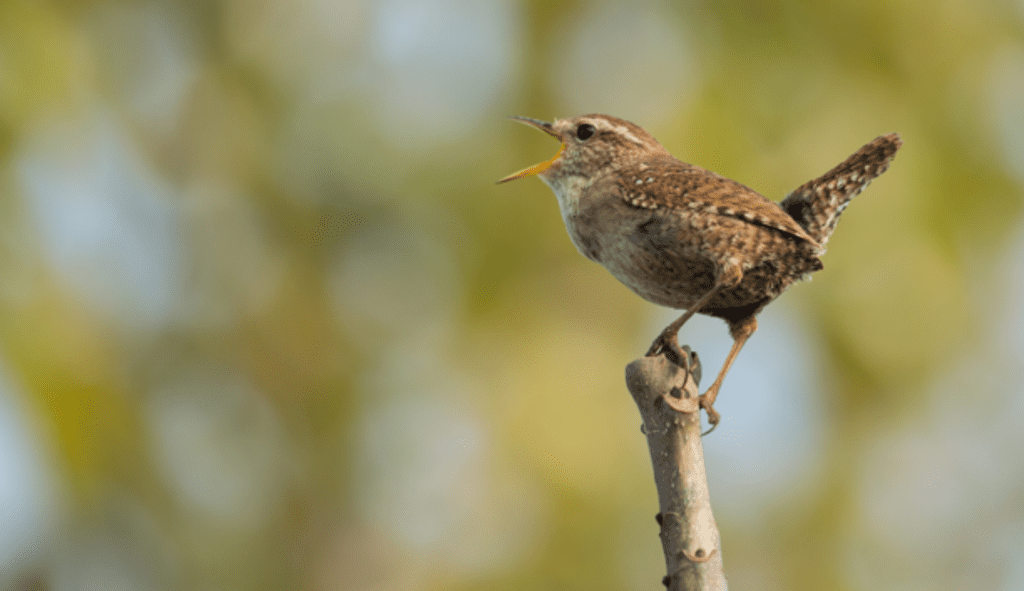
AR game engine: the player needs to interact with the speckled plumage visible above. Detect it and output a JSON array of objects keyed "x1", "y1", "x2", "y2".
[
  {"x1": 598, "y1": 157, "x2": 825, "y2": 320},
  {"x1": 781, "y1": 133, "x2": 902, "y2": 246},
  {"x1": 501, "y1": 114, "x2": 902, "y2": 428}
]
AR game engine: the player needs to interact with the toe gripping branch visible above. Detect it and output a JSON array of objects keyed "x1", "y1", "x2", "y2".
[
  {"x1": 658, "y1": 344, "x2": 702, "y2": 413},
  {"x1": 655, "y1": 345, "x2": 719, "y2": 435},
  {"x1": 647, "y1": 343, "x2": 720, "y2": 435}
]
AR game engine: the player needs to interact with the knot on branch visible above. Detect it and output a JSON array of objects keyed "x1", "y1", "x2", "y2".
[{"x1": 626, "y1": 349, "x2": 702, "y2": 416}]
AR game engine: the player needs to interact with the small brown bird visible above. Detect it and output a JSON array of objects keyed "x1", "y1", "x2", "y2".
[{"x1": 500, "y1": 114, "x2": 901, "y2": 428}]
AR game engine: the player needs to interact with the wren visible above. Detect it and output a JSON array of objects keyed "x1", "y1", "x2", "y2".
[{"x1": 500, "y1": 114, "x2": 901, "y2": 429}]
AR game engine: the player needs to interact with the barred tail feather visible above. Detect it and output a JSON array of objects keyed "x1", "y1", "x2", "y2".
[{"x1": 781, "y1": 133, "x2": 902, "y2": 245}]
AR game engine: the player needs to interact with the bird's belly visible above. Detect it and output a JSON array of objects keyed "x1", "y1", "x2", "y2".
[
  {"x1": 565, "y1": 207, "x2": 716, "y2": 309},
  {"x1": 598, "y1": 235, "x2": 715, "y2": 309}
]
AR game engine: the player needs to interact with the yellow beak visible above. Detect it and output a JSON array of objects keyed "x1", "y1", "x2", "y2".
[{"x1": 498, "y1": 117, "x2": 566, "y2": 183}]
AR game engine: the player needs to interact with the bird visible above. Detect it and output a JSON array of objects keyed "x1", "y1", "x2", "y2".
[{"x1": 499, "y1": 114, "x2": 901, "y2": 429}]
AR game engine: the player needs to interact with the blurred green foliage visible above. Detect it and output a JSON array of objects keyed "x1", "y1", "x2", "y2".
[{"x1": 0, "y1": 0, "x2": 1023, "y2": 590}]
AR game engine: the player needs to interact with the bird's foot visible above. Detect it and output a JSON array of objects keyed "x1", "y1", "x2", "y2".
[
  {"x1": 645, "y1": 328, "x2": 675, "y2": 357},
  {"x1": 648, "y1": 335, "x2": 718, "y2": 435},
  {"x1": 699, "y1": 394, "x2": 720, "y2": 436},
  {"x1": 646, "y1": 334, "x2": 701, "y2": 384},
  {"x1": 650, "y1": 340, "x2": 705, "y2": 415}
]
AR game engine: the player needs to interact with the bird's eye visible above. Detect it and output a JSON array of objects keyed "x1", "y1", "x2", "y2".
[{"x1": 576, "y1": 123, "x2": 596, "y2": 141}]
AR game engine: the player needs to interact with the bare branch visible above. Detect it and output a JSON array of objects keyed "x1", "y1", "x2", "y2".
[{"x1": 626, "y1": 352, "x2": 727, "y2": 591}]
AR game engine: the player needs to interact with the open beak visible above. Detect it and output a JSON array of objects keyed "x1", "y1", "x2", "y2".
[{"x1": 497, "y1": 117, "x2": 565, "y2": 183}]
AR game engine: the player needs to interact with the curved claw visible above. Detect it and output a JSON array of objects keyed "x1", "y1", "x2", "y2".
[
  {"x1": 646, "y1": 333, "x2": 687, "y2": 368},
  {"x1": 645, "y1": 333, "x2": 671, "y2": 358},
  {"x1": 683, "y1": 345, "x2": 701, "y2": 386},
  {"x1": 699, "y1": 393, "x2": 721, "y2": 436}
]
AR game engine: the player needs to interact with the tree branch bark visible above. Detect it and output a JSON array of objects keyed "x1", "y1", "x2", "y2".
[{"x1": 626, "y1": 351, "x2": 727, "y2": 591}]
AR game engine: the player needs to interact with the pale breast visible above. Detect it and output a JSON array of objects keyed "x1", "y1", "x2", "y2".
[{"x1": 562, "y1": 195, "x2": 716, "y2": 309}]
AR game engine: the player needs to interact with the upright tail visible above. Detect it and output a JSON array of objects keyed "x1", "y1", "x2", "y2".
[{"x1": 780, "y1": 133, "x2": 902, "y2": 246}]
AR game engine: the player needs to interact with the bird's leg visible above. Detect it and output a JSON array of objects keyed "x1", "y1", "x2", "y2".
[
  {"x1": 645, "y1": 263, "x2": 743, "y2": 364},
  {"x1": 647, "y1": 263, "x2": 745, "y2": 427},
  {"x1": 645, "y1": 287, "x2": 722, "y2": 367},
  {"x1": 699, "y1": 316, "x2": 758, "y2": 434}
]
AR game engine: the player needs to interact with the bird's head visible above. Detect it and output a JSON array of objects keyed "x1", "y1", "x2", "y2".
[{"x1": 498, "y1": 114, "x2": 668, "y2": 186}]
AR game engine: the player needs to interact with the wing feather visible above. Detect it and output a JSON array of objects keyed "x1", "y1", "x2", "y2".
[{"x1": 616, "y1": 158, "x2": 821, "y2": 248}]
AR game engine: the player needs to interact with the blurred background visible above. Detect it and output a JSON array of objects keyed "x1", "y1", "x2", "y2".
[{"x1": 0, "y1": 0, "x2": 1023, "y2": 589}]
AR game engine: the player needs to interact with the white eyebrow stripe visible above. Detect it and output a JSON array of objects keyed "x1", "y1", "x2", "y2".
[
  {"x1": 588, "y1": 118, "x2": 644, "y2": 146},
  {"x1": 611, "y1": 124, "x2": 643, "y2": 145}
]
